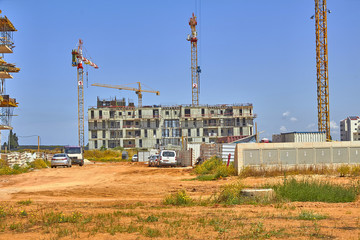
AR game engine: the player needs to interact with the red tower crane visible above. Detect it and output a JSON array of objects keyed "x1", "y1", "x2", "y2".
[
  {"x1": 187, "y1": 13, "x2": 201, "y2": 106},
  {"x1": 71, "y1": 39, "x2": 98, "y2": 147}
]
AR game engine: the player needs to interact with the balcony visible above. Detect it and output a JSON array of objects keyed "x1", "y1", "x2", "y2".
[
  {"x1": 208, "y1": 133, "x2": 218, "y2": 137},
  {"x1": 124, "y1": 144, "x2": 136, "y2": 148}
]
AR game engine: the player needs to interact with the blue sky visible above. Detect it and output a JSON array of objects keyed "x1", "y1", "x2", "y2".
[{"x1": 1, "y1": 0, "x2": 359, "y2": 145}]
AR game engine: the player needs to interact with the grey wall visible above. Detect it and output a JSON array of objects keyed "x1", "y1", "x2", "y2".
[{"x1": 234, "y1": 142, "x2": 360, "y2": 174}]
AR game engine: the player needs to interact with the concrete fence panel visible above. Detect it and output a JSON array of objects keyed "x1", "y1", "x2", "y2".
[
  {"x1": 350, "y1": 148, "x2": 360, "y2": 163},
  {"x1": 234, "y1": 142, "x2": 360, "y2": 174},
  {"x1": 263, "y1": 149, "x2": 278, "y2": 165},
  {"x1": 332, "y1": 148, "x2": 348, "y2": 164}
]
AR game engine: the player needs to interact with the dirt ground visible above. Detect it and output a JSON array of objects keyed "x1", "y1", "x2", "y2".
[{"x1": 0, "y1": 162, "x2": 359, "y2": 239}]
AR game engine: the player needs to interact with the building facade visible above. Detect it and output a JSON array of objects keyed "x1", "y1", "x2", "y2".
[
  {"x1": 340, "y1": 116, "x2": 360, "y2": 141},
  {"x1": 88, "y1": 98, "x2": 256, "y2": 149}
]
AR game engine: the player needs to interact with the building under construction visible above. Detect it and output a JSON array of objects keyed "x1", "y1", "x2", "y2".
[
  {"x1": 88, "y1": 98, "x2": 255, "y2": 149},
  {"x1": 0, "y1": 11, "x2": 19, "y2": 131}
]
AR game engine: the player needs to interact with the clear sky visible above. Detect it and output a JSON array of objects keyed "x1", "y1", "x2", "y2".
[{"x1": 1, "y1": 0, "x2": 359, "y2": 145}]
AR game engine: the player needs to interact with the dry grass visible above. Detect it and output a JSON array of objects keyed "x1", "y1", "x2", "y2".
[
  {"x1": 84, "y1": 149, "x2": 138, "y2": 162},
  {"x1": 240, "y1": 164, "x2": 360, "y2": 178},
  {"x1": 0, "y1": 201, "x2": 339, "y2": 239}
]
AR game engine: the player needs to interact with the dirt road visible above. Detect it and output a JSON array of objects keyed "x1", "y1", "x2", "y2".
[
  {"x1": 0, "y1": 162, "x2": 227, "y2": 202},
  {"x1": 0, "y1": 162, "x2": 359, "y2": 239}
]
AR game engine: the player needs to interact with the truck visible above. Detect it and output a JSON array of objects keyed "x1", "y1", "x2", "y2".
[{"x1": 64, "y1": 146, "x2": 84, "y2": 166}]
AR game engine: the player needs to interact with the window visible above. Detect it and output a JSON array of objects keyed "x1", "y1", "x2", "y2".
[
  {"x1": 153, "y1": 129, "x2": 156, "y2": 136},
  {"x1": 91, "y1": 110, "x2": 94, "y2": 119},
  {"x1": 145, "y1": 129, "x2": 148, "y2": 138},
  {"x1": 197, "y1": 128, "x2": 200, "y2": 137},
  {"x1": 147, "y1": 119, "x2": 150, "y2": 127},
  {"x1": 188, "y1": 129, "x2": 191, "y2": 137},
  {"x1": 166, "y1": 111, "x2": 169, "y2": 115},
  {"x1": 102, "y1": 131, "x2": 106, "y2": 138},
  {"x1": 128, "y1": 112, "x2": 131, "y2": 116}
]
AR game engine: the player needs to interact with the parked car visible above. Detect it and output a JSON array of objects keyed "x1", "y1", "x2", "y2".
[
  {"x1": 132, "y1": 154, "x2": 138, "y2": 162},
  {"x1": 158, "y1": 150, "x2": 177, "y2": 167},
  {"x1": 51, "y1": 153, "x2": 72, "y2": 168},
  {"x1": 148, "y1": 154, "x2": 159, "y2": 167}
]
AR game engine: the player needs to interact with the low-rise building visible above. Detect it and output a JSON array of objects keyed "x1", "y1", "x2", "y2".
[
  {"x1": 87, "y1": 97, "x2": 256, "y2": 149},
  {"x1": 272, "y1": 131, "x2": 326, "y2": 143}
]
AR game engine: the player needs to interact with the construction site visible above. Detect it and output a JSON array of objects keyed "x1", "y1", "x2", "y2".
[{"x1": 0, "y1": 1, "x2": 360, "y2": 240}]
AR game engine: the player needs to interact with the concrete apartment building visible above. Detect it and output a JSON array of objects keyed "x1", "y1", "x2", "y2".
[
  {"x1": 340, "y1": 116, "x2": 360, "y2": 141},
  {"x1": 87, "y1": 98, "x2": 256, "y2": 149}
]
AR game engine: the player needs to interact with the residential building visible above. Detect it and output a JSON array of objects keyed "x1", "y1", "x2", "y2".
[
  {"x1": 340, "y1": 116, "x2": 360, "y2": 141},
  {"x1": 88, "y1": 97, "x2": 256, "y2": 149}
]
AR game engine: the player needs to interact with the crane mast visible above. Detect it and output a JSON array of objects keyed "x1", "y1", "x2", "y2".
[
  {"x1": 315, "y1": 0, "x2": 331, "y2": 140},
  {"x1": 187, "y1": 13, "x2": 199, "y2": 106},
  {"x1": 72, "y1": 39, "x2": 98, "y2": 147}
]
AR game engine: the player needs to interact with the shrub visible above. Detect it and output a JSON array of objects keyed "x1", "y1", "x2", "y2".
[
  {"x1": 215, "y1": 182, "x2": 244, "y2": 205},
  {"x1": 194, "y1": 156, "x2": 236, "y2": 181},
  {"x1": 351, "y1": 165, "x2": 360, "y2": 177},
  {"x1": 163, "y1": 190, "x2": 193, "y2": 206},
  {"x1": 337, "y1": 165, "x2": 351, "y2": 177},
  {"x1": 194, "y1": 156, "x2": 223, "y2": 175},
  {"x1": 0, "y1": 160, "x2": 29, "y2": 175},
  {"x1": 272, "y1": 177, "x2": 360, "y2": 203},
  {"x1": 29, "y1": 159, "x2": 49, "y2": 169}
]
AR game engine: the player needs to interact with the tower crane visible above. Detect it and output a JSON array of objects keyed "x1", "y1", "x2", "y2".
[
  {"x1": 314, "y1": 0, "x2": 331, "y2": 140},
  {"x1": 71, "y1": 39, "x2": 98, "y2": 147},
  {"x1": 91, "y1": 82, "x2": 160, "y2": 107},
  {"x1": 187, "y1": 13, "x2": 201, "y2": 106}
]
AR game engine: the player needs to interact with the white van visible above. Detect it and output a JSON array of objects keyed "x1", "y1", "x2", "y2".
[{"x1": 159, "y1": 150, "x2": 177, "y2": 167}]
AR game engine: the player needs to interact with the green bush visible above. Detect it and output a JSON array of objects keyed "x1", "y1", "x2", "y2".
[
  {"x1": 215, "y1": 182, "x2": 244, "y2": 205},
  {"x1": 351, "y1": 165, "x2": 360, "y2": 177},
  {"x1": 163, "y1": 190, "x2": 193, "y2": 206},
  {"x1": 337, "y1": 165, "x2": 351, "y2": 177},
  {"x1": 194, "y1": 156, "x2": 223, "y2": 175},
  {"x1": 29, "y1": 159, "x2": 49, "y2": 169},
  {"x1": 272, "y1": 178, "x2": 360, "y2": 203},
  {"x1": 194, "y1": 156, "x2": 236, "y2": 181}
]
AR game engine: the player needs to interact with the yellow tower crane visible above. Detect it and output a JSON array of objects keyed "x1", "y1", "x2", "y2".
[
  {"x1": 71, "y1": 39, "x2": 99, "y2": 147},
  {"x1": 91, "y1": 82, "x2": 160, "y2": 108},
  {"x1": 314, "y1": 0, "x2": 331, "y2": 140}
]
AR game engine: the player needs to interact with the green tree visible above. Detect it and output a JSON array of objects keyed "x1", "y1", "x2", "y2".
[{"x1": 8, "y1": 130, "x2": 19, "y2": 150}]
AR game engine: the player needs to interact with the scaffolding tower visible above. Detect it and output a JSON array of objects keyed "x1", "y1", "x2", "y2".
[{"x1": 0, "y1": 10, "x2": 18, "y2": 132}]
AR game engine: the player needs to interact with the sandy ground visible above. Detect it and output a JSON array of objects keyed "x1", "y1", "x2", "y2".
[{"x1": 0, "y1": 162, "x2": 359, "y2": 239}]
